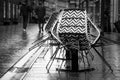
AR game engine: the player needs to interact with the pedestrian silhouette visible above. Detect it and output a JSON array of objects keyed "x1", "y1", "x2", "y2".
[
  {"x1": 35, "y1": 2, "x2": 46, "y2": 34},
  {"x1": 20, "y1": 2, "x2": 32, "y2": 32}
]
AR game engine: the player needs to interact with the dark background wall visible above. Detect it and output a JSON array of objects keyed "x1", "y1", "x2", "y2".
[
  {"x1": 0, "y1": 1, "x2": 3, "y2": 24},
  {"x1": 0, "y1": 0, "x2": 21, "y2": 25},
  {"x1": 101, "y1": 0, "x2": 111, "y2": 32}
]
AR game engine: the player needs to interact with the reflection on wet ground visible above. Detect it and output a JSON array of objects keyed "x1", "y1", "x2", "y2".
[
  {"x1": 23, "y1": 32, "x2": 120, "y2": 80},
  {"x1": 0, "y1": 23, "x2": 120, "y2": 80},
  {"x1": 0, "y1": 23, "x2": 39, "y2": 77}
]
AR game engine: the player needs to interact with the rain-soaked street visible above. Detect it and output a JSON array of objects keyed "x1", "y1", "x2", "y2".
[
  {"x1": 1, "y1": 0, "x2": 120, "y2": 79},
  {"x1": 0, "y1": 23, "x2": 39, "y2": 77},
  {"x1": 1, "y1": 23, "x2": 120, "y2": 80}
]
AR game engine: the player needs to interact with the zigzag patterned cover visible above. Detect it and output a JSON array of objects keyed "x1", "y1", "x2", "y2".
[
  {"x1": 51, "y1": 9, "x2": 100, "y2": 50},
  {"x1": 58, "y1": 9, "x2": 87, "y2": 34},
  {"x1": 57, "y1": 9, "x2": 89, "y2": 50}
]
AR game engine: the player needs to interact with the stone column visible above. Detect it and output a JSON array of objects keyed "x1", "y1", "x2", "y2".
[
  {"x1": 110, "y1": 0, "x2": 118, "y2": 32},
  {"x1": 0, "y1": 0, "x2": 4, "y2": 24}
]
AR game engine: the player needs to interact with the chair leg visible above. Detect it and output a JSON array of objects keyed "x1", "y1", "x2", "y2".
[
  {"x1": 57, "y1": 48, "x2": 64, "y2": 62},
  {"x1": 85, "y1": 50, "x2": 93, "y2": 67},
  {"x1": 59, "y1": 48, "x2": 66, "y2": 70},
  {"x1": 92, "y1": 46, "x2": 113, "y2": 73},
  {"x1": 42, "y1": 46, "x2": 52, "y2": 58},
  {"x1": 88, "y1": 50, "x2": 94, "y2": 60},
  {"x1": 81, "y1": 51, "x2": 86, "y2": 69},
  {"x1": 79, "y1": 50, "x2": 92, "y2": 69},
  {"x1": 85, "y1": 52, "x2": 90, "y2": 68},
  {"x1": 29, "y1": 39, "x2": 45, "y2": 51},
  {"x1": 46, "y1": 46, "x2": 60, "y2": 73}
]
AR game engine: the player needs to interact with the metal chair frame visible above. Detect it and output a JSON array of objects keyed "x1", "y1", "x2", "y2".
[{"x1": 28, "y1": 9, "x2": 113, "y2": 73}]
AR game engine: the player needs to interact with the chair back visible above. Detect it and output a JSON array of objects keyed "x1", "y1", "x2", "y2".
[{"x1": 51, "y1": 9, "x2": 100, "y2": 50}]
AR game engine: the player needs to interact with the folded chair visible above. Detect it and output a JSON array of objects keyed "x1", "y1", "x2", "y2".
[
  {"x1": 29, "y1": 12, "x2": 59, "y2": 52},
  {"x1": 45, "y1": 9, "x2": 100, "y2": 72},
  {"x1": 45, "y1": 9, "x2": 112, "y2": 73}
]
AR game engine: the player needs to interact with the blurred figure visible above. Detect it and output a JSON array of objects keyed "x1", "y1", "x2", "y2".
[
  {"x1": 35, "y1": 2, "x2": 46, "y2": 34},
  {"x1": 20, "y1": 1, "x2": 32, "y2": 32}
]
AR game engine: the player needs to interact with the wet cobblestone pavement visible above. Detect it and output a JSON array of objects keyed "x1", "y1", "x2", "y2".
[
  {"x1": 23, "y1": 33, "x2": 120, "y2": 80},
  {"x1": 0, "y1": 23, "x2": 40, "y2": 77},
  {"x1": 22, "y1": 33, "x2": 120, "y2": 80},
  {"x1": 1, "y1": 23, "x2": 120, "y2": 80}
]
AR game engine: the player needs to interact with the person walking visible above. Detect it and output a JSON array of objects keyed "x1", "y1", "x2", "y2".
[
  {"x1": 20, "y1": 1, "x2": 32, "y2": 32},
  {"x1": 35, "y1": 2, "x2": 46, "y2": 34}
]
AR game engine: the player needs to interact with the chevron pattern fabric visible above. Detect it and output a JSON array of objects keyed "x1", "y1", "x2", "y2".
[
  {"x1": 59, "y1": 27, "x2": 86, "y2": 33},
  {"x1": 62, "y1": 10, "x2": 86, "y2": 19},
  {"x1": 58, "y1": 9, "x2": 87, "y2": 33},
  {"x1": 60, "y1": 18, "x2": 85, "y2": 26},
  {"x1": 57, "y1": 9, "x2": 89, "y2": 50},
  {"x1": 51, "y1": 9, "x2": 100, "y2": 50}
]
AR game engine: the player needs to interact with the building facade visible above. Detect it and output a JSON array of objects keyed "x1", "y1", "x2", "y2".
[
  {"x1": 0, "y1": 0, "x2": 20, "y2": 25},
  {"x1": 0, "y1": 0, "x2": 119, "y2": 32},
  {"x1": 80, "y1": 0, "x2": 120, "y2": 32}
]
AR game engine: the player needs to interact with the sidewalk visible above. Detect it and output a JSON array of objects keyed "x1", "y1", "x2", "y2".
[
  {"x1": 0, "y1": 23, "x2": 120, "y2": 80},
  {"x1": 0, "y1": 23, "x2": 40, "y2": 77}
]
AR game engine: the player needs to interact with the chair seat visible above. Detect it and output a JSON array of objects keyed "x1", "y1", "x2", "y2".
[{"x1": 59, "y1": 33, "x2": 90, "y2": 50}]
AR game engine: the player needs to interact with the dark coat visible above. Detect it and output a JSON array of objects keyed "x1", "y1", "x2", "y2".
[
  {"x1": 35, "y1": 5, "x2": 46, "y2": 18},
  {"x1": 20, "y1": 4, "x2": 32, "y2": 16}
]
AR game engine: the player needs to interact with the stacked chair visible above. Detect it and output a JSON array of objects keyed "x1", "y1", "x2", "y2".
[
  {"x1": 29, "y1": 12, "x2": 59, "y2": 52},
  {"x1": 46, "y1": 9, "x2": 101, "y2": 72},
  {"x1": 29, "y1": 8, "x2": 113, "y2": 73}
]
